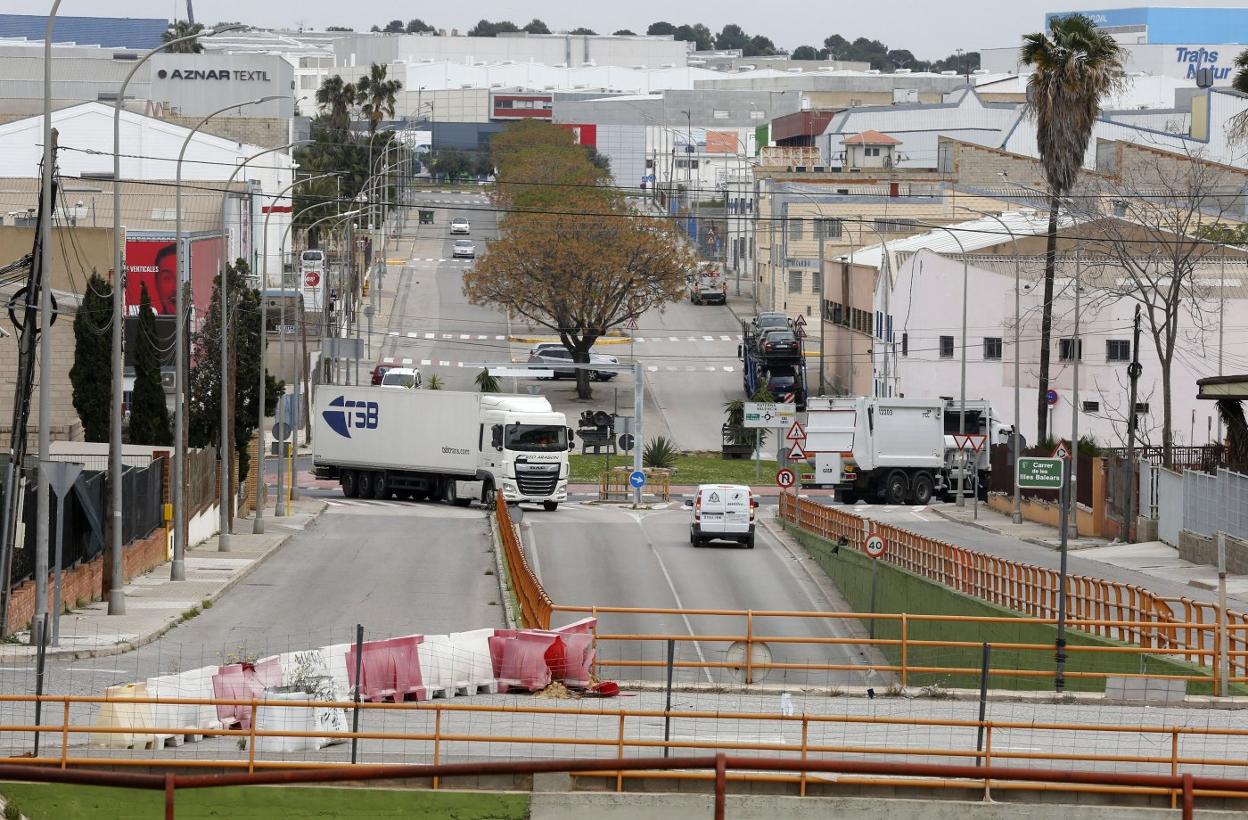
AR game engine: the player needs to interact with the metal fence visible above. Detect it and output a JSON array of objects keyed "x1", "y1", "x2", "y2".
[
  {"x1": 122, "y1": 457, "x2": 166, "y2": 544},
  {"x1": 16, "y1": 469, "x2": 105, "y2": 585},
  {"x1": 1103, "y1": 446, "x2": 1224, "y2": 473},
  {"x1": 1182, "y1": 469, "x2": 1248, "y2": 541},
  {"x1": 1155, "y1": 468, "x2": 1184, "y2": 547},
  {"x1": 187, "y1": 446, "x2": 217, "y2": 515}
]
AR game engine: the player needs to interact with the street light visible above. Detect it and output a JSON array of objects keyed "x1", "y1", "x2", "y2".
[
  {"x1": 252, "y1": 171, "x2": 342, "y2": 531},
  {"x1": 958, "y1": 205, "x2": 1024, "y2": 525},
  {"x1": 923, "y1": 226, "x2": 970, "y2": 507},
  {"x1": 214, "y1": 139, "x2": 310, "y2": 551},
  {"x1": 106, "y1": 22, "x2": 242, "y2": 615},
  {"x1": 171, "y1": 95, "x2": 281, "y2": 582}
]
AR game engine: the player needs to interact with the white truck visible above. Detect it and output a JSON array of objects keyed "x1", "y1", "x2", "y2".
[
  {"x1": 802, "y1": 396, "x2": 1011, "y2": 505},
  {"x1": 688, "y1": 262, "x2": 727, "y2": 305},
  {"x1": 313, "y1": 387, "x2": 573, "y2": 510}
]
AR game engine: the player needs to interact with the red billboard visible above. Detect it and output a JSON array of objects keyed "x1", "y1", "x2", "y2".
[
  {"x1": 124, "y1": 236, "x2": 222, "y2": 330},
  {"x1": 558, "y1": 123, "x2": 597, "y2": 148}
]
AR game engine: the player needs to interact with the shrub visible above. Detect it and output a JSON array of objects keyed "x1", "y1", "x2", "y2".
[{"x1": 643, "y1": 436, "x2": 679, "y2": 469}]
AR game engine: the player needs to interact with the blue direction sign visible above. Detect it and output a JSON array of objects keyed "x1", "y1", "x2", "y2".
[{"x1": 629, "y1": 470, "x2": 647, "y2": 489}]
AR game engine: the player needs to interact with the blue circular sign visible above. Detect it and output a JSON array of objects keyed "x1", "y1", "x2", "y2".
[
  {"x1": 629, "y1": 470, "x2": 647, "y2": 488},
  {"x1": 1046, "y1": 389, "x2": 1059, "y2": 407}
]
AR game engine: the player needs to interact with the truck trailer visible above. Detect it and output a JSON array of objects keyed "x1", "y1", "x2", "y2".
[
  {"x1": 313, "y1": 388, "x2": 573, "y2": 510},
  {"x1": 802, "y1": 396, "x2": 1010, "y2": 504}
]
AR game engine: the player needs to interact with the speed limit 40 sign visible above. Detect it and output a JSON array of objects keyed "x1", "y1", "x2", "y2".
[{"x1": 864, "y1": 532, "x2": 886, "y2": 559}]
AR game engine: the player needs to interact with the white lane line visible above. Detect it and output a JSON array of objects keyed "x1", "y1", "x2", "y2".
[
  {"x1": 383, "y1": 357, "x2": 395, "y2": 364},
  {"x1": 401, "y1": 358, "x2": 413, "y2": 365},
  {"x1": 67, "y1": 667, "x2": 129, "y2": 674},
  {"x1": 647, "y1": 366, "x2": 659, "y2": 372},
  {"x1": 495, "y1": 335, "x2": 505, "y2": 340},
  {"x1": 665, "y1": 366, "x2": 676, "y2": 371},
  {"x1": 406, "y1": 332, "x2": 417, "y2": 338},
  {"x1": 630, "y1": 510, "x2": 714, "y2": 684},
  {"x1": 442, "y1": 334, "x2": 453, "y2": 340},
  {"x1": 424, "y1": 333, "x2": 435, "y2": 339},
  {"x1": 635, "y1": 337, "x2": 646, "y2": 342},
  {"x1": 723, "y1": 366, "x2": 734, "y2": 372},
  {"x1": 388, "y1": 331, "x2": 399, "y2": 337},
  {"x1": 719, "y1": 335, "x2": 731, "y2": 341},
  {"x1": 420, "y1": 359, "x2": 432, "y2": 366},
  {"x1": 457, "y1": 361, "x2": 465, "y2": 367},
  {"x1": 477, "y1": 334, "x2": 487, "y2": 340},
  {"x1": 684, "y1": 366, "x2": 696, "y2": 372},
  {"x1": 460, "y1": 334, "x2": 470, "y2": 339},
  {"x1": 703, "y1": 335, "x2": 714, "y2": 341},
  {"x1": 668, "y1": 336, "x2": 679, "y2": 342},
  {"x1": 439, "y1": 360, "x2": 450, "y2": 366}
]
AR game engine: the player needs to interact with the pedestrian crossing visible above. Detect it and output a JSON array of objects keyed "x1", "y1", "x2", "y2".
[
  {"x1": 379, "y1": 354, "x2": 736, "y2": 373},
  {"x1": 383, "y1": 330, "x2": 744, "y2": 345},
  {"x1": 406, "y1": 258, "x2": 475, "y2": 264}
]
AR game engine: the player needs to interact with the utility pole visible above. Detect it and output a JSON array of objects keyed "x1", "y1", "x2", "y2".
[
  {"x1": 1123, "y1": 305, "x2": 1143, "y2": 541},
  {"x1": 1070, "y1": 251, "x2": 1081, "y2": 532},
  {"x1": 33, "y1": 128, "x2": 60, "y2": 647}
]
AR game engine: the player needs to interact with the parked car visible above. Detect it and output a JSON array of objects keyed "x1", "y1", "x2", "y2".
[
  {"x1": 759, "y1": 328, "x2": 800, "y2": 356},
  {"x1": 452, "y1": 239, "x2": 476, "y2": 258},
  {"x1": 380, "y1": 367, "x2": 422, "y2": 389},
  {"x1": 526, "y1": 346, "x2": 618, "y2": 381},
  {"x1": 689, "y1": 484, "x2": 756, "y2": 548},
  {"x1": 450, "y1": 217, "x2": 470, "y2": 234},
  {"x1": 752, "y1": 311, "x2": 792, "y2": 332},
  {"x1": 370, "y1": 363, "x2": 396, "y2": 386}
]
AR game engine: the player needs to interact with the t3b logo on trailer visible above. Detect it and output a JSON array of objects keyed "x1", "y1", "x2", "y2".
[{"x1": 322, "y1": 396, "x2": 379, "y2": 438}]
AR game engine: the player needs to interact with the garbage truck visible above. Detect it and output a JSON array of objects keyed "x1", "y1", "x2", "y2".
[{"x1": 313, "y1": 387, "x2": 574, "y2": 510}]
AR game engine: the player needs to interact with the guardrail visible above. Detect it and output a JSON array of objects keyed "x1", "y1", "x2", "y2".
[
  {"x1": 777, "y1": 494, "x2": 1248, "y2": 685},
  {"x1": 494, "y1": 495, "x2": 553, "y2": 629},
  {"x1": 1, "y1": 693, "x2": 1247, "y2": 816}
]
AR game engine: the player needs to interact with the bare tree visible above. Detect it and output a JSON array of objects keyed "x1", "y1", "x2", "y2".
[{"x1": 1077, "y1": 147, "x2": 1243, "y2": 467}]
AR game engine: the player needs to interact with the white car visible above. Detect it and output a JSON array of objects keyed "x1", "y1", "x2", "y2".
[
  {"x1": 450, "y1": 217, "x2": 470, "y2": 234},
  {"x1": 380, "y1": 367, "x2": 422, "y2": 389},
  {"x1": 690, "y1": 484, "x2": 756, "y2": 548},
  {"x1": 452, "y1": 239, "x2": 476, "y2": 259}
]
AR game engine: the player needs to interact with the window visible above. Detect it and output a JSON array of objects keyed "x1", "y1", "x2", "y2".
[
  {"x1": 811, "y1": 271, "x2": 822, "y2": 294},
  {"x1": 749, "y1": 110, "x2": 766, "y2": 120},
  {"x1": 815, "y1": 218, "x2": 843, "y2": 239},
  {"x1": 939, "y1": 336, "x2": 954, "y2": 359},
  {"x1": 875, "y1": 217, "x2": 920, "y2": 233},
  {"x1": 299, "y1": 75, "x2": 318, "y2": 90},
  {"x1": 864, "y1": 147, "x2": 880, "y2": 157},
  {"x1": 1106, "y1": 339, "x2": 1130, "y2": 362},
  {"x1": 1134, "y1": 402, "x2": 1150, "y2": 414},
  {"x1": 787, "y1": 218, "x2": 804, "y2": 240},
  {"x1": 1082, "y1": 401, "x2": 1100, "y2": 413},
  {"x1": 1059, "y1": 338, "x2": 1082, "y2": 361},
  {"x1": 901, "y1": 332, "x2": 908, "y2": 356},
  {"x1": 983, "y1": 337, "x2": 1002, "y2": 360},
  {"x1": 712, "y1": 109, "x2": 729, "y2": 119},
  {"x1": 788, "y1": 271, "x2": 803, "y2": 293}
]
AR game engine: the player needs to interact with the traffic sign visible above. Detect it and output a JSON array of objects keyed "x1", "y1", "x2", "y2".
[
  {"x1": 785, "y1": 420, "x2": 807, "y2": 442},
  {"x1": 618, "y1": 433, "x2": 635, "y2": 451},
  {"x1": 1046, "y1": 389, "x2": 1059, "y2": 407},
  {"x1": 304, "y1": 270, "x2": 320, "y2": 287},
  {"x1": 629, "y1": 470, "x2": 647, "y2": 489},
  {"x1": 743, "y1": 402, "x2": 797, "y2": 429},
  {"x1": 1017, "y1": 457, "x2": 1064, "y2": 489},
  {"x1": 864, "y1": 533, "x2": 886, "y2": 559},
  {"x1": 775, "y1": 468, "x2": 796, "y2": 489},
  {"x1": 787, "y1": 442, "x2": 808, "y2": 461},
  {"x1": 44, "y1": 461, "x2": 83, "y2": 498},
  {"x1": 1051, "y1": 440, "x2": 1070, "y2": 461},
  {"x1": 272, "y1": 421, "x2": 291, "y2": 442},
  {"x1": 625, "y1": 317, "x2": 639, "y2": 330}
]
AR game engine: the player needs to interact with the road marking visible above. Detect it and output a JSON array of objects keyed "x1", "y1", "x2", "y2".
[
  {"x1": 635, "y1": 336, "x2": 646, "y2": 342},
  {"x1": 703, "y1": 335, "x2": 714, "y2": 341},
  {"x1": 477, "y1": 334, "x2": 488, "y2": 340},
  {"x1": 723, "y1": 366, "x2": 734, "y2": 372},
  {"x1": 720, "y1": 335, "x2": 731, "y2": 341},
  {"x1": 459, "y1": 334, "x2": 470, "y2": 339},
  {"x1": 457, "y1": 361, "x2": 465, "y2": 367},
  {"x1": 630, "y1": 510, "x2": 714, "y2": 684},
  {"x1": 421, "y1": 359, "x2": 432, "y2": 366},
  {"x1": 647, "y1": 366, "x2": 658, "y2": 372},
  {"x1": 704, "y1": 366, "x2": 716, "y2": 372},
  {"x1": 439, "y1": 360, "x2": 450, "y2": 366},
  {"x1": 668, "y1": 336, "x2": 679, "y2": 342},
  {"x1": 406, "y1": 332, "x2": 417, "y2": 338},
  {"x1": 67, "y1": 667, "x2": 128, "y2": 674},
  {"x1": 388, "y1": 331, "x2": 399, "y2": 337},
  {"x1": 383, "y1": 357, "x2": 395, "y2": 364},
  {"x1": 425, "y1": 333, "x2": 435, "y2": 339},
  {"x1": 401, "y1": 358, "x2": 413, "y2": 365}
]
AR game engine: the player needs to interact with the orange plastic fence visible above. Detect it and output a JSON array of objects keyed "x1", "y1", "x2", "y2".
[
  {"x1": 495, "y1": 495, "x2": 553, "y2": 629},
  {"x1": 779, "y1": 494, "x2": 1244, "y2": 676}
]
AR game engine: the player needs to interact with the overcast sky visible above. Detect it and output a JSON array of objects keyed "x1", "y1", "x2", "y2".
[{"x1": 8, "y1": 0, "x2": 1246, "y2": 59}]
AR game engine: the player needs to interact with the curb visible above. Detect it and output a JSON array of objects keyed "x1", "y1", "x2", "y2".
[
  {"x1": 926, "y1": 505, "x2": 1104, "y2": 552},
  {"x1": 488, "y1": 512, "x2": 521, "y2": 630},
  {"x1": 21, "y1": 502, "x2": 328, "y2": 662}
]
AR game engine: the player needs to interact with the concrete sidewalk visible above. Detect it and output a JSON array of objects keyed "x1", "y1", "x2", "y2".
[
  {"x1": 930, "y1": 501, "x2": 1110, "y2": 551},
  {"x1": 0, "y1": 498, "x2": 325, "y2": 661}
]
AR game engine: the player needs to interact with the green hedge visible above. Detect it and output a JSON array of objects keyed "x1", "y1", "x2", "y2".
[{"x1": 787, "y1": 524, "x2": 1230, "y2": 694}]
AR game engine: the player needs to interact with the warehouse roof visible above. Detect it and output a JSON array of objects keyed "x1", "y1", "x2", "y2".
[{"x1": 0, "y1": 14, "x2": 167, "y2": 50}]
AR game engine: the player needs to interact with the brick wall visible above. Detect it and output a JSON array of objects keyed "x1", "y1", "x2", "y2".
[
  {"x1": 161, "y1": 115, "x2": 290, "y2": 149},
  {"x1": 0, "y1": 310, "x2": 85, "y2": 449},
  {"x1": 5, "y1": 525, "x2": 168, "y2": 634}
]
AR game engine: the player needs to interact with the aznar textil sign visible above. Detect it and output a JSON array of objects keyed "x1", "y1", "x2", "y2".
[{"x1": 150, "y1": 54, "x2": 293, "y2": 119}]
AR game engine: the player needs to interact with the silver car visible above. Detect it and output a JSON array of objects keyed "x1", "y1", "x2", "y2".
[
  {"x1": 526, "y1": 345, "x2": 618, "y2": 381},
  {"x1": 452, "y1": 239, "x2": 476, "y2": 258}
]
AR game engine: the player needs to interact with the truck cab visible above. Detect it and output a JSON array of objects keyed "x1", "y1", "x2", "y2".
[{"x1": 479, "y1": 394, "x2": 573, "y2": 511}]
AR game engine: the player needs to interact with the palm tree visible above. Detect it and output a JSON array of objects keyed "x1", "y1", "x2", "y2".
[
  {"x1": 162, "y1": 20, "x2": 204, "y2": 53},
  {"x1": 355, "y1": 63, "x2": 403, "y2": 135},
  {"x1": 1020, "y1": 13, "x2": 1122, "y2": 442},
  {"x1": 315, "y1": 75, "x2": 356, "y2": 131},
  {"x1": 1234, "y1": 49, "x2": 1248, "y2": 93}
]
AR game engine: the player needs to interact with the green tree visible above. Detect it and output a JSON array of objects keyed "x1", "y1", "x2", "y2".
[
  {"x1": 406, "y1": 19, "x2": 435, "y2": 33},
  {"x1": 1021, "y1": 12, "x2": 1123, "y2": 442},
  {"x1": 646, "y1": 22, "x2": 676, "y2": 36},
  {"x1": 430, "y1": 149, "x2": 473, "y2": 181},
  {"x1": 468, "y1": 20, "x2": 520, "y2": 37},
  {"x1": 523, "y1": 18, "x2": 550, "y2": 34},
  {"x1": 69, "y1": 272, "x2": 113, "y2": 442},
  {"x1": 187, "y1": 259, "x2": 279, "y2": 488},
  {"x1": 613, "y1": 29, "x2": 636, "y2": 36},
  {"x1": 569, "y1": 27, "x2": 597, "y2": 35},
  {"x1": 161, "y1": 20, "x2": 204, "y2": 53},
  {"x1": 355, "y1": 63, "x2": 402, "y2": 135},
  {"x1": 791, "y1": 45, "x2": 821, "y2": 61},
  {"x1": 382, "y1": 19, "x2": 404, "y2": 33},
  {"x1": 475, "y1": 368, "x2": 501, "y2": 393},
  {"x1": 127, "y1": 284, "x2": 171, "y2": 447},
  {"x1": 315, "y1": 75, "x2": 357, "y2": 131},
  {"x1": 672, "y1": 24, "x2": 713, "y2": 51}
]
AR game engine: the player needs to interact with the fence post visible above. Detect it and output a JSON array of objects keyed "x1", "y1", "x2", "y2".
[
  {"x1": 714, "y1": 752, "x2": 727, "y2": 820},
  {"x1": 616, "y1": 713, "x2": 625, "y2": 792},
  {"x1": 432, "y1": 706, "x2": 442, "y2": 789},
  {"x1": 900, "y1": 613, "x2": 908, "y2": 688},
  {"x1": 164, "y1": 772, "x2": 175, "y2": 820},
  {"x1": 1170, "y1": 729, "x2": 1180, "y2": 810},
  {"x1": 663, "y1": 638, "x2": 674, "y2": 758},
  {"x1": 351, "y1": 623, "x2": 364, "y2": 764},
  {"x1": 799, "y1": 715, "x2": 809, "y2": 797},
  {"x1": 745, "y1": 610, "x2": 754, "y2": 684},
  {"x1": 60, "y1": 699, "x2": 69, "y2": 769},
  {"x1": 247, "y1": 701, "x2": 259, "y2": 773},
  {"x1": 976, "y1": 642, "x2": 991, "y2": 767},
  {"x1": 33, "y1": 613, "x2": 47, "y2": 758},
  {"x1": 1217, "y1": 532, "x2": 1230, "y2": 697}
]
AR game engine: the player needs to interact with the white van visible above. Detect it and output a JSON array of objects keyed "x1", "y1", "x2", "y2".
[{"x1": 690, "y1": 484, "x2": 756, "y2": 548}]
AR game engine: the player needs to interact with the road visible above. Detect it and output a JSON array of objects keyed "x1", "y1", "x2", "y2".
[{"x1": 519, "y1": 503, "x2": 881, "y2": 688}]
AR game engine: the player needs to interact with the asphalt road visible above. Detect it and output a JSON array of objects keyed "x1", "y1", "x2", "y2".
[{"x1": 519, "y1": 503, "x2": 881, "y2": 689}]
